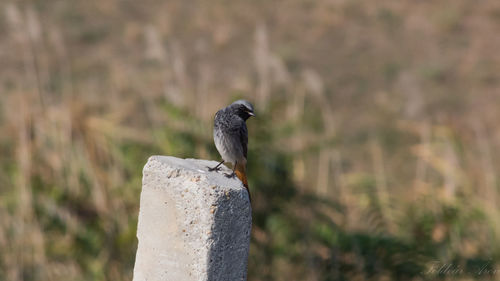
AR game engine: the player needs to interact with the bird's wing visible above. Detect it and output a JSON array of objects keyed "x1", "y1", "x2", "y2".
[
  {"x1": 240, "y1": 122, "x2": 248, "y2": 158},
  {"x1": 228, "y1": 116, "x2": 248, "y2": 159}
]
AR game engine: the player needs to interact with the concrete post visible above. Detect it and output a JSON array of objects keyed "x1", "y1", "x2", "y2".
[{"x1": 133, "y1": 156, "x2": 252, "y2": 281}]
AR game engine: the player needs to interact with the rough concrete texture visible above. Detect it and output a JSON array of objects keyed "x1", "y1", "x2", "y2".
[{"x1": 133, "y1": 156, "x2": 252, "y2": 281}]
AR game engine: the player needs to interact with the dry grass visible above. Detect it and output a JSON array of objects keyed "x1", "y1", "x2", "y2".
[{"x1": 1, "y1": 0, "x2": 500, "y2": 280}]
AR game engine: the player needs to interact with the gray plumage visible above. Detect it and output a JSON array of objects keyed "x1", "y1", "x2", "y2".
[{"x1": 213, "y1": 100, "x2": 255, "y2": 166}]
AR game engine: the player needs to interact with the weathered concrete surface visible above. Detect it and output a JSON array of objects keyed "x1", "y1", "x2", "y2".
[{"x1": 133, "y1": 156, "x2": 252, "y2": 281}]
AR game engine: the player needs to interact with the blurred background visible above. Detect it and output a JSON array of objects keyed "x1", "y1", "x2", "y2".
[{"x1": 1, "y1": 0, "x2": 500, "y2": 280}]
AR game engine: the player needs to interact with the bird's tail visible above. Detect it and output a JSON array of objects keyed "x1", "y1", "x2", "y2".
[{"x1": 235, "y1": 162, "x2": 251, "y2": 202}]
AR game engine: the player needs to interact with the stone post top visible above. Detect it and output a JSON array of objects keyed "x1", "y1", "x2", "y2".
[{"x1": 144, "y1": 155, "x2": 246, "y2": 190}]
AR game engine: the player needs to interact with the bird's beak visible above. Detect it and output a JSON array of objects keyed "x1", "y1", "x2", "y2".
[{"x1": 248, "y1": 112, "x2": 255, "y2": 117}]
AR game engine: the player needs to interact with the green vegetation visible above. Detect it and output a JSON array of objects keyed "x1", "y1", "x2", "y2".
[{"x1": 1, "y1": 0, "x2": 500, "y2": 280}]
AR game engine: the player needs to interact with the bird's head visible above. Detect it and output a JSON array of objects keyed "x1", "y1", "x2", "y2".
[{"x1": 229, "y1": 100, "x2": 255, "y2": 120}]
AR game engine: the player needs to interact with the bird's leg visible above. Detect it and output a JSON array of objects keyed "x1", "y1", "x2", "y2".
[
  {"x1": 208, "y1": 160, "x2": 225, "y2": 172},
  {"x1": 225, "y1": 161, "x2": 237, "y2": 178}
]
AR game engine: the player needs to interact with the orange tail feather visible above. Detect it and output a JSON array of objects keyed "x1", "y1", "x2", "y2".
[{"x1": 235, "y1": 163, "x2": 251, "y2": 202}]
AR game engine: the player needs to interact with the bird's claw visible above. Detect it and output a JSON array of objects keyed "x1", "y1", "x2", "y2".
[
  {"x1": 225, "y1": 172, "x2": 236, "y2": 178},
  {"x1": 207, "y1": 166, "x2": 221, "y2": 172}
]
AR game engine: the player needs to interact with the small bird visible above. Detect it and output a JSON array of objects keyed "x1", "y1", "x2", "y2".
[{"x1": 209, "y1": 100, "x2": 255, "y2": 202}]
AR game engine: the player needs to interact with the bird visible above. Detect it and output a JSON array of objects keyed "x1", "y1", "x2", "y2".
[{"x1": 208, "y1": 100, "x2": 255, "y2": 202}]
